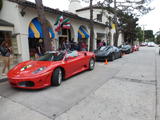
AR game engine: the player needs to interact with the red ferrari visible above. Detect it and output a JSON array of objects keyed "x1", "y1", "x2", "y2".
[
  {"x1": 132, "y1": 45, "x2": 139, "y2": 52},
  {"x1": 7, "y1": 50, "x2": 95, "y2": 89}
]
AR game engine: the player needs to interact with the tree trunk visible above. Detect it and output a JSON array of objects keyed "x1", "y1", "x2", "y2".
[
  {"x1": 113, "y1": 26, "x2": 119, "y2": 46},
  {"x1": 113, "y1": 0, "x2": 118, "y2": 46},
  {"x1": 89, "y1": 0, "x2": 94, "y2": 51},
  {"x1": 0, "y1": 0, "x2": 3, "y2": 10},
  {"x1": 35, "y1": 0, "x2": 51, "y2": 52}
]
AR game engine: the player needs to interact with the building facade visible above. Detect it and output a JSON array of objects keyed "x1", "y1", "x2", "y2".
[{"x1": 0, "y1": 0, "x2": 124, "y2": 62}]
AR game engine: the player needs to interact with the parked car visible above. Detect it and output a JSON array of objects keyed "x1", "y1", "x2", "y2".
[
  {"x1": 132, "y1": 45, "x2": 139, "y2": 52},
  {"x1": 120, "y1": 45, "x2": 132, "y2": 54},
  {"x1": 147, "y1": 42, "x2": 156, "y2": 47},
  {"x1": 95, "y1": 46, "x2": 122, "y2": 61},
  {"x1": 140, "y1": 42, "x2": 148, "y2": 46},
  {"x1": 7, "y1": 50, "x2": 95, "y2": 89}
]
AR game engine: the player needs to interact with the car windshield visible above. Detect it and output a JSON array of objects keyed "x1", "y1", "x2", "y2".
[
  {"x1": 99, "y1": 46, "x2": 111, "y2": 51},
  {"x1": 122, "y1": 45, "x2": 130, "y2": 48},
  {"x1": 37, "y1": 52, "x2": 65, "y2": 61}
]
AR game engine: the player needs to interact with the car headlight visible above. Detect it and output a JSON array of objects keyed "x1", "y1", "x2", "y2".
[{"x1": 32, "y1": 67, "x2": 46, "y2": 74}]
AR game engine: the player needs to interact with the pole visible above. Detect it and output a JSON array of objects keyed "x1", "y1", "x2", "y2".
[
  {"x1": 35, "y1": 0, "x2": 51, "y2": 52},
  {"x1": 143, "y1": 25, "x2": 145, "y2": 42},
  {"x1": 141, "y1": 24, "x2": 147, "y2": 42},
  {"x1": 89, "y1": 0, "x2": 94, "y2": 51}
]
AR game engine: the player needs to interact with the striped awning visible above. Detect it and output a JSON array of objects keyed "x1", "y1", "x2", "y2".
[
  {"x1": 78, "y1": 26, "x2": 89, "y2": 39},
  {"x1": 28, "y1": 18, "x2": 55, "y2": 39}
]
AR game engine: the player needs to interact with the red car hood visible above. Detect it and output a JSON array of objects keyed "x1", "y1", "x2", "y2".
[{"x1": 8, "y1": 60, "x2": 58, "y2": 78}]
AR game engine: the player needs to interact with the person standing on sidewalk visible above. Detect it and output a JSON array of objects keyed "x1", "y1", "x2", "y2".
[{"x1": 0, "y1": 41, "x2": 11, "y2": 76}]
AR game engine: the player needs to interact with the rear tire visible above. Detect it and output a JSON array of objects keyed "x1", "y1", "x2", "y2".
[
  {"x1": 119, "y1": 52, "x2": 122, "y2": 58},
  {"x1": 51, "y1": 68, "x2": 62, "y2": 86},
  {"x1": 110, "y1": 53, "x2": 115, "y2": 61},
  {"x1": 89, "y1": 58, "x2": 95, "y2": 70}
]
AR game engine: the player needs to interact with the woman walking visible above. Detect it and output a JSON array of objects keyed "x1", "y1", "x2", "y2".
[{"x1": 0, "y1": 41, "x2": 11, "y2": 76}]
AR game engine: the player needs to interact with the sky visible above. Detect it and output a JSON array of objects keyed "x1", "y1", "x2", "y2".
[
  {"x1": 28, "y1": 0, "x2": 160, "y2": 34},
  {"x1": 138, "y1": 0, "x2": 160, "y2": 34}
]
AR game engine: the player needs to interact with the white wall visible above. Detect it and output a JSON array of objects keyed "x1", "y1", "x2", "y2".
[
  {"x1": 0, "y1": 0, "x2": 24, "y2": 61},
  {"x1": 77, "y1": 9, "x2": 114, "y2": 25},
  {"x1": 118, "y1": 32, "x2": 124, "y2": 46},
  {"x1": 76, "y1": 8, "x2": 117, "y2": 46}
]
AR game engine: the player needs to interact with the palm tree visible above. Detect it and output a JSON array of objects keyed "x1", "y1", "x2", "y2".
[{"x1": 0, "y1": 0, "x2": 3, "y2": 10}]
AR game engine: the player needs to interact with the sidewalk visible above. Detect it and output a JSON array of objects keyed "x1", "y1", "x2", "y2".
[
  {"x1": 0, "y1": 55, "x2": 19, "y2": 82},
  {"x1": 156, "y1": 47, "x2": 160, "y2": 120},
  {"x1": 0, "y1": 70, "x2": 8, "y2": 83}
]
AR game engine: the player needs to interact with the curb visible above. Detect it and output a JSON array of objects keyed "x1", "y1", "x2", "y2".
[{"x1": 0, "y1": 77, "x2": 8, "y2": 83}]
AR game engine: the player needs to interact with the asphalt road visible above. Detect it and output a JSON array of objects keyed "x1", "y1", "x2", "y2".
[{"x1": 0, "y1": 47, "x2": 159, "y2": 120}]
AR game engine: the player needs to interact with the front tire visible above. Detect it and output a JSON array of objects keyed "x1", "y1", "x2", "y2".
[
  {"x1": 89, "y1": 58, "x2": 95, "y2": 70},
  {"x1": 110, "y1": 53, "x2": 115, "y2": 61},
  {"x1": 51, "y1": 68, "x2": 62, "y2": 86}
]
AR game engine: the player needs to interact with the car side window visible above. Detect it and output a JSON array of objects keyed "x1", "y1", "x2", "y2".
[
  {"x1": 110, "y1": 46, "x2": 114, "y2": 51},
  {"x1": 66, "y1": 51, "x2": 78, "y2": 58},
  {"x1": 114, "y1": 47, "x2": 118, "y2": 52}
]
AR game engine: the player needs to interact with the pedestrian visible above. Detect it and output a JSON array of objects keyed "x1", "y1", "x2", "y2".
[
  {"x1": 70, "y1": 39, "x2": 75, "y2": 51},
  {"x1": 65, "y1": 41, "x2": 71, "y2": 50},
  {"x1": 72, "y1": 42, "x2": 80, "y2": 51},
  {"x1": 102, "y1": 40, "x2": 106, "y2": 46},
  {"x1": 62, "y1": 40, "x2": 71, "y2": 51},
  {"x1": 81, "y1": 41, "x2": 87, "y2": 51},
  {"x1": 98, "y1": 41, "x2": 103, "y2": 48},
  {"x1": 51, "y1": 38, "x2": 57, "y2": 51},
  {"x1": 0, "y1": 41, "x2": 12, "y2": 76},
  {"x1": 36, "y1": 39, "x2": 44, "y2": 56}
]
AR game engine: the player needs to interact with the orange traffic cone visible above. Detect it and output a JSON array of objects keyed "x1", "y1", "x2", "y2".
[{"x1": 104, "y1": 59, "x2": 108, "y2": 64}]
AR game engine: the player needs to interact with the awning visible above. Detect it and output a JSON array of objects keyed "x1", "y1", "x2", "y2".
[
  {"x1": 78, "y1": 26, "x2": 89, "y2": 39},
  {"x1": 0, "y1": 19, "x2": 14, "y2": 32},
  {"x1": 28, "y1": 18, "x2": 55, "y2": 39},
  {"x1": 0, "y1": 19, "x2": 14, "y2": 27}
]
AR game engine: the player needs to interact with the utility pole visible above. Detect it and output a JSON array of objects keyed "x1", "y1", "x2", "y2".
[
  {"x1": 89, "y1": 0, "x2": 94, "y2": 51},
  {"x1": 142, "y1": 25, "x2": 147, "y2": 42},
  {"x1": 141, "y1": 24, "x2": 147, "y2": 42},
  {"x1": 35, "y1": 0, "x2": 51, "y2": 52}
]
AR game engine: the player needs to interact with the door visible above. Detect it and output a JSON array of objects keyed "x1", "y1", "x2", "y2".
[{"x1": 63, "y1": 51, "x2": 80, "y2": 76}]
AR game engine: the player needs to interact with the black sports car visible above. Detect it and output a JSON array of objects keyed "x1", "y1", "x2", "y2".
[
  {"x1": 120, "y1": 45, "x2": 132, "y2": 54},
  {"x1": 95, "y1": 46, "x2": 122, "y2": 61}
]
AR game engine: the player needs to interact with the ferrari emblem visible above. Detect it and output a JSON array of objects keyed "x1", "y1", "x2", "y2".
[{"x1": 20, "y1": 65, "x2": 32, "y2": 71}]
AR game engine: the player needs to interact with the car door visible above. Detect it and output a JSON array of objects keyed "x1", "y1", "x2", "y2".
[
  {"x1": 70, "y1": 52, "x2": 88, "y2": 71},
  {"x1": 77, "y1": 52, "x2": 88, "y2": 69},
  {"x1": 64, "y1": 51, "x2": 80, "y2": 76}
]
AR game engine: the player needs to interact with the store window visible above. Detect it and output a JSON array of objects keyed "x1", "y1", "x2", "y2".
[{"x1": 97, "y1": 14, "x2": 102, "y2": 22}]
